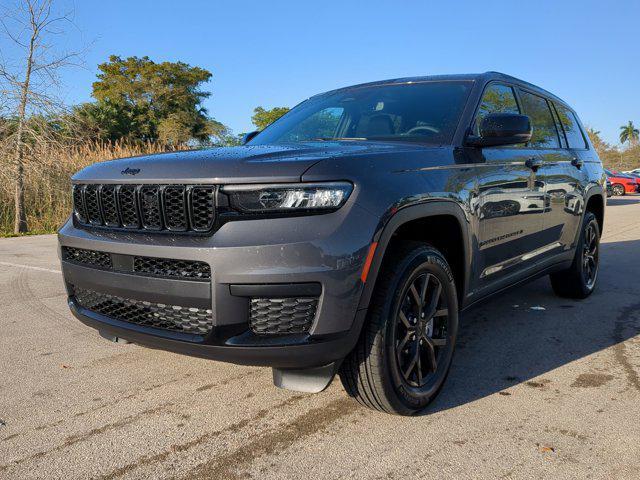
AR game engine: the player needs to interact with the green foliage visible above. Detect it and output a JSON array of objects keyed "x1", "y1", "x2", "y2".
[
  {"x1": 587, "y1": 127, "x2": 640, "y2": 171},
  {"x1": 251, "y1": 106, "x2": 290, "y2": 130},
  {"x1": 87, "y1": 55, "x2": 214, "y2": 144},
  {"x1": 619, "y1": 121, "x2": 639, "y2": 146}
]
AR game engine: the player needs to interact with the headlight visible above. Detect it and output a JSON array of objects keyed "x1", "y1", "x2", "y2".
[{"x1": 222, "y1": 182, "x2": 353, "y2": 213}]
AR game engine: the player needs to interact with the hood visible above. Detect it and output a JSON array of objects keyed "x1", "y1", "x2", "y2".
[{"x1": 72, "y1": 142, "x2": 422, "y2": 184}]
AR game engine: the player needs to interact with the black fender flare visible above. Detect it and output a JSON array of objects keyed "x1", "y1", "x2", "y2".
[
  {"x1": 584, "y1": 183, "x2": 606, "y2": 228},
  {"x1": 357, "y1": 200, "x2": 472, "y2": 311}
]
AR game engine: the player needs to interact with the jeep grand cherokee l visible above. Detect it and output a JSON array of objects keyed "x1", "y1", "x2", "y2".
[{"x1": 59, "y1": 72, "x2": 605, "y2": 415}]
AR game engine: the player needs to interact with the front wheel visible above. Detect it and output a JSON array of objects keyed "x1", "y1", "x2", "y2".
[
  {"x1": 339, "y1": 242, "x2": 458, "y2": 415},
  {"x1": 550, "y1": 212, "x2": 600, "y2": 299}
]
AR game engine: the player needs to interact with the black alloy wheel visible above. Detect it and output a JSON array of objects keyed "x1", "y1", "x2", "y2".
[{"x1": 393, "y1": 272, "x2": 450, "y2": 388}]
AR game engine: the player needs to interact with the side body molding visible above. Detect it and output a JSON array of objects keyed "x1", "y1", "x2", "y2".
[{"x1": 357, "y1": 200, "x2": 473, "y2": 311}]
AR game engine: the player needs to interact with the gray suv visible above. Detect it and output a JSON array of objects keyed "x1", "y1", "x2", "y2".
[{"x1": 59, "y1": 72, "x2": 605, "y2": 415}]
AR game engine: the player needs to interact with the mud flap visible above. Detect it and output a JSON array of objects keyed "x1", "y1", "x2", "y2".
[
  {"x1": 272, "y1": 362, "x2": 340, "y2": 393},
  {"x1": 99, "y1": 331, "x2": 130, "y2": 344}
]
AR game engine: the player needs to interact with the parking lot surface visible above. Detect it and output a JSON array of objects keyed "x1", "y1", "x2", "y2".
[{"x1": 1, "y1": 197, "x2": 639, "y2": 479}]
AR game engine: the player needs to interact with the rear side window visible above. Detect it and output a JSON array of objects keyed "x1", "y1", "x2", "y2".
[
  {"x1": 555, "y1": 104, "x2": 588, "y2": 149},
  {"x1": 518, "y1": 90, "x2": 560, "y2": 148},
  {"x1": 473, "y1": 84, "x2": 519, "y2": 135}
]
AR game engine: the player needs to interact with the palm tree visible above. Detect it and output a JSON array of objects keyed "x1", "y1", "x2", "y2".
[{"x1": 619, "y1": 121, "x2": 639, "y2": 146}]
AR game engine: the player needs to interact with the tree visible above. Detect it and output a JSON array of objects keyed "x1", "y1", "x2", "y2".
[
  {"x1": 251, "y1": 106, "x2": 290, "y2": 130},
  {"x1": 91, "y1": 55, "x2": 213, "y2": 143},
  {"x1": 0, "y1": 0, "x2": 83, "y2": 233},
  {"x1": 586, "y1": 127, "x2": 610, "y2": 155},
  {"x1": 619, "y1": 121, "x2": 639, "y2": 147}
]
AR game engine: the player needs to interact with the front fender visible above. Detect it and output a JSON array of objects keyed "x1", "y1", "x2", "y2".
[{"x1": 356, "y1": 200, "x2": 472, "y2": 311}]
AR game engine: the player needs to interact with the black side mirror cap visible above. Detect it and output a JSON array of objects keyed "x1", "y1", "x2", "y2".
[
  {"x1": 466, "y1": 113, "x2": 532, "y2": 147},
  {"x1": 242, "y1": 131, "x2": 260, "y2": 145}
]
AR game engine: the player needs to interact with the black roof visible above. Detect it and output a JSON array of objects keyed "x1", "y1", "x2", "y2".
[{"x1": 317, "y1": 71, "x2": 569, "y2": 108}]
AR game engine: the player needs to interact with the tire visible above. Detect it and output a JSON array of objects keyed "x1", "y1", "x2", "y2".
[
  {"x1": 339, "y1": 242, "x2": 458, "y2": 415},
  {"x1": 549, "y1": 211, "x2": 600, "y2": 299},
  {"x1": 612, "y1": 184, "x2": 625, "y2": 196}
]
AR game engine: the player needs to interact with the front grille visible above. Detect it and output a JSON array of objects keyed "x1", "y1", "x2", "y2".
[
  {"x1": 119, "y1": 185, "x2": 139, "y2": 228},
  {"x1": 101, "y1": 185, "x2": 120, "y2": 226},
  {"x1": 85, "y1": 185, "x2": 102, "y2": 225},
  {"x1": 250, "y1": 297, "x2": 318, "y2": 335},
  {"x1": 62, "y1": 247, "x2": 112, "y2": 270},
  {"x1": 133, "y1": 256, "x2": 211, "y2": 280},
  {"x1": 61, "y1": 247, "x2": 210, "y2": 280},
  {"x1": 72, "y1": 184, "x2": 216, "y2": 234},
  {"x1": 73, "y1": 286, "x2": 213, "y2": 335}
]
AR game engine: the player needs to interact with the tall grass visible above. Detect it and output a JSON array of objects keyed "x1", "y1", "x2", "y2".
[{"x1": 0, "y1": 141, "x2": 184, "y2": 235}]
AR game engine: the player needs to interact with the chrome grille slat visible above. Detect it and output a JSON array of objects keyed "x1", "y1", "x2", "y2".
[{"x1": 72, "y1": 184, "x2": 215, "y2": 234}]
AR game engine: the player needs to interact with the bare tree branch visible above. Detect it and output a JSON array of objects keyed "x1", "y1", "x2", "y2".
[{"x1": 0, "y1": 0, "x2": 85, "y2": 233}]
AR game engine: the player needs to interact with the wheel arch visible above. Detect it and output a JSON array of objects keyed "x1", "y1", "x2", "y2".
[
  {"x1": 357, "y1": 201, "x2": 472, "y2": 311},
  {"x1": 584, "y1": 186, "x2": 605, "y2": 234}
]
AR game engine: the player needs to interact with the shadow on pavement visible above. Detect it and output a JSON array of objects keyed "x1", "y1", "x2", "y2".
[
  {"x1": 607, "y1": 197, "x2": 640, "y2": 206},
  {"x1": 427, "y1": 238, "x2": 640, "y2": 414}
]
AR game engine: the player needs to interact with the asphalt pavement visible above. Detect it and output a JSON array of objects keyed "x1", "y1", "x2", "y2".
[{"x1": 1, "y1": 197, "x2": 639, "y2": 479}]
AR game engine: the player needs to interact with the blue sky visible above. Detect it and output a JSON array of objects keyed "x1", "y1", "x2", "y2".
[{"x1": 5, "y1": 0, "x2": 640, "y2": 145}]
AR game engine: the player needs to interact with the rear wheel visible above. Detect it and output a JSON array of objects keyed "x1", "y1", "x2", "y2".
[
  {"x1": 550, "y1": 212, "x2": 600, "y2": 299},
  {"x1": 612, "y1": 184, "x2": 625, "y2": 196},
  {"x1": 339, "y1": 242, "x2": 458, "y2": 415}
]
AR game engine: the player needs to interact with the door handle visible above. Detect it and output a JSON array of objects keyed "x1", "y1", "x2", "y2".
[
  {"x1": 571, "y1": 157, "x2": 583, "y2": 169},
  {"x1": 525, "y1": 157, "x2": 543, "y2": 171}
]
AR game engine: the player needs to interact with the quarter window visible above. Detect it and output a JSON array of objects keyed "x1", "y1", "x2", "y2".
[
  {"x1": 555, "y1": 104, "x2": 588, "y2": 149},
  {"x1": 518, "y1": 91, "x2": 560, "y2": 148},
  {"x1": 473, "y1": 84, "x2": 519, "y2": 135}
]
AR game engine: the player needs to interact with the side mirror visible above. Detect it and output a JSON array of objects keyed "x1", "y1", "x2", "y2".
[
  {"x1": 467, "y1": 113, "x2": 532, "y2": 147},
  {"x1": 242, "y1": 131, "x2": 260, "y2": 145}
]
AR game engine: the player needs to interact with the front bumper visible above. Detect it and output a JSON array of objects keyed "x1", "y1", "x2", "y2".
[{"x1": 58, "y1": 202, "x2": 378, "y2": 368}]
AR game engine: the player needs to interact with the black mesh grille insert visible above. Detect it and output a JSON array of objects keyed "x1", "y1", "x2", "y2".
[
  {"x1": 85, "y1": 185, "x2": 102, "y2": 225},
  {"x1": 190, "y1": 187, "x2": 216, "y2": 231},
  {"x1": 133, "y1": 256, "x2": 211, "y2": 280},
  {"x1": 164, "y1": 186, "x2": 187, "y2": 230},
  {"x1": 140, "y1": 186, "x2": 162, "y2": 229},
  {"x1": 73, "y1": 286, "x2": 213, "y2": 335},
  {"x1": 72, "y1": 185, "x2": 87, "y2": 223},
  {"x1": 100, "y1": 185, "x2": 120, "y2": 226},
  {"x1": 118, "y1": 185, "x2": 140, "y2": 228},
  {"x1": 62, "y1": 247, "x2": 112, "y2": 269},
  {"x1": 250, "y1": 297, "x2": 318, "y2": 335},
  {"x1": 61, "y1": 246, "x2": 212, "y2": 281},
  {"x1": 73, "y1": 184, "x2": 215, "y2": 234}
]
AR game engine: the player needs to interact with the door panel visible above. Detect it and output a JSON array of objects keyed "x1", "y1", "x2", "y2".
[
  {"x1": 473, "y1": 148, "x2": 546, "y2": 286},
  {"x1": 537, "y1": 150, "x2": 586, "y2": 254}
]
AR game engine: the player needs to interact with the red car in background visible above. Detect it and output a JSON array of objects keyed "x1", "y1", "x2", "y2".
[{"x1": 605, "y1": 169, "x2": 640, "y2": 196}]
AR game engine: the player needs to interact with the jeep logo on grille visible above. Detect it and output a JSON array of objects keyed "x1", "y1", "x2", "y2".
[{"x1": 121, "y1": 167, "x2": 141, "y2": 176}]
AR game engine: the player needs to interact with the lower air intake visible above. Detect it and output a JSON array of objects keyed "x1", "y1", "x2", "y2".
[
  {"x1": 73, "y1": 286, "x2": 213, "y2": 335},
  {"x1": 250, "y1": 297, "x2": 318, "y2": 335}
]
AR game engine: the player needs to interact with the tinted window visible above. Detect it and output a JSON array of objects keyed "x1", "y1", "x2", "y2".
[
  {"x1": 474, "y1": 84, "x2": 519, "y2": 135},
  {"x1": 518, "y1": 91, "x2": 560, "y2": 148},
  {"x1": 555, "y1": 104, "x2": 587, "y2": 149},
  {"x1": 249, "y1": 81, "x2": 472, "y2": 146}
]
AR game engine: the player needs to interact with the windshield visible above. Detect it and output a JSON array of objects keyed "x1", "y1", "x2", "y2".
[{"x1": 249, "y1": 81, "x2": 472, "y2": 146}]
